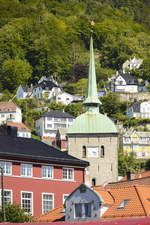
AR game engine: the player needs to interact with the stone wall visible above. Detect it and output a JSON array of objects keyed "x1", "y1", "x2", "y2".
[{"x1": 116, "y1": 92, "x2": 150, "y2": 102}]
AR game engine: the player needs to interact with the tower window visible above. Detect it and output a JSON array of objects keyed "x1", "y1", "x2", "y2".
[
  {"x1": 92, "y1": 178, "x2": 96, "y2": 186},
  {"x1": 82, "y1": 146, "x2": 86, "y2": 158},
  {"x1": 101, "y1": 145, "x2": 104, "y2": 158}
]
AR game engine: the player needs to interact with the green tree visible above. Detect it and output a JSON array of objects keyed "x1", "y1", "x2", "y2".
[
  {"x1": 0, "y1": 203, "x2": 34, "y2": 223},
  {"x1": 65, "y1": 102, "x2": 85, "y2": 117},
  {"x1": 118, "y1": 149, "x2": 139, "y2": 176},
  {"x1": 48, "y1": 101, "x2": 65, "y2": 111},
  {"x1": 1, "y1": 58, "x2": 32, "y2": 93}
]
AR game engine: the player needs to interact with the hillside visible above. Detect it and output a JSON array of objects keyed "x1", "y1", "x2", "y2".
[{"x1": 0, "y1": 0, "x2": 150, "y2": 93}]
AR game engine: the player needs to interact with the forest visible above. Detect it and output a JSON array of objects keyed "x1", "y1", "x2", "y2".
[{"x1": 0, "y1": 0, "x2": 150, "y2": 93}]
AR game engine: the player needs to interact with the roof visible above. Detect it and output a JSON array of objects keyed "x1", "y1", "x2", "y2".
[
  {"x1": 121, "y1": 170, "x2": 150, "y2": 181},
  {"x1": 36, "y1": 205, "x2": 65, "y2": 222},
  {"x1": 120, "y1": 73, "x2": 138, "y2": 85},
  {"x1": 6, "y1": 122, "x2": 31, "y2": 132},
  {"x1": 68, "y1": 111, "x2": 118, "y2": 134},
  {"x1": 0, "y1": 101, "x2": 19, "y2": 112},
  {"x1": 40, "y1": 110, "x2": 74, "y2": 119},
  {"x1": 130, "y1": 101, "x2": 141, "y2": 112},
  {"x1": 102, "y1": 185, "x2": 150, "y2": 220},
  {"x1": 0, "y1": 136, "x2": 89, "y2": 167},
  {"x1": 38, "y1": 80, "x2": 58, "y2": 90},
  {"x1": 92, "y1": 186, "x2": 114, "y2": 206}
]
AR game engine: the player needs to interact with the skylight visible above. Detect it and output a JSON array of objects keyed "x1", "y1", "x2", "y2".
[{"x1": 117, "y1": 199, "x2": 130, "y2": 210}]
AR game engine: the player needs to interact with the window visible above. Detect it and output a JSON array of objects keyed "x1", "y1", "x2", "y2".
[
  {"x1": 133, "y1": 137, "x2": 137, "y2": 142},
  {"x1": 117, "y1": 199, "x2": 130, "y2": 209},
  {"x1": 21, "y1": 192, "x2": 33, "y2": 215},
  {"x1": 42, "y1": 193, "x2": 54, "y2": 214},
  {"x1": 75, "y1": 203, "x2": 92, "y2": 218},
  {"x1": 101, "y1": 146, "x2": 104, "y2": 158},
  {"x1": 0, "y1": 190, "x2": 12, "y2": 205},
  {"x1": 142, "y1": 152, "x2": 145, "y2": 157},
  {"x1": 62, "y1": 168, "x2": 74, "y2": 180},
  {"x1": 87, "y1": 147, "x2": 99, "y2": 158},
  {"x1": 82, "y1": 146, "x2": 86, "y2": 158},
  {"x1": 124, "y1": 137, "x2": 130, "y2": 143},
  {"x1": 126, "y1": 145, "x2": 129, "y2": 150},
  {"x1": 142, "y1": 145, "x2": 146, "y2": 150},
  {"x1": 21, "y1": 164, "x2": 32, "y2": 177},
  {"x1": 47, "y1": 124, "x2": 52, "y2": 128},
  {"x1": 92, "y1": 178, "x2": 96, "y2": 186},
  {"x1": 0, "y1": 162, "x2": 12, "y2": 175},
  {"x1": 132, "y1": 145, "x2": 138, "y2": 151},
  {"x1": 68, "y1": 118, "x2": 73, "y2": 122},
  {"x1": 63, "y1": 194, "x2": 69, "y2": 204},
  {"x1": 47, "y1": 117, "x2": 52, "y2": 121},
  {"x1": 42, "y1": 166, "x2": 53, "y2": 179}
]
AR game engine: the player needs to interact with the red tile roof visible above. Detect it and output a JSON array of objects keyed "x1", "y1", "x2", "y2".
[
  {"x1": 0, "y1": 101, "x2": 18, "y2": 112},
  {"x1": 6, "y1": 122, "x2": 31, "y2": 132},
  {"x1": 102, "y1": 185, "x2": 150, "y2": 220},
  {"x1": 92, "y1": 186, "x2": 114, "y2": 206}
]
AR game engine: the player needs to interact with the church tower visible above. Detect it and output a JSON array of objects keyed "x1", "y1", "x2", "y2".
[{"x1": 67, "y1": 36, "x2": 118, "y2": 186}]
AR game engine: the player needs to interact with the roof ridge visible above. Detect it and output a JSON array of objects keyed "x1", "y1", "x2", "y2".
[{"x1": 134, "y1": 185, "x2": 147, "y2": 217}]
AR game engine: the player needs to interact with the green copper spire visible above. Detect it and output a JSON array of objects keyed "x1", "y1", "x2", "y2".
[{"x1": 83, "y1": 36, "x2": 101, "y2": 110}]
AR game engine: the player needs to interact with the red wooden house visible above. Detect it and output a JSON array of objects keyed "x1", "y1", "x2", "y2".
[{"x1": 0, "y1": 135, "x2": 89, "y2": 217}]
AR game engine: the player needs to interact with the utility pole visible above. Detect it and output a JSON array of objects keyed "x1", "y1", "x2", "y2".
[{"x1": 1, "y1": 167, "x2": 5, "y2": 222}]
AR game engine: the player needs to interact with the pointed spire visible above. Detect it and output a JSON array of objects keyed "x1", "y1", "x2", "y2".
[{"x1": 83, "y1": 36, "x2": 101, "y2": 109}]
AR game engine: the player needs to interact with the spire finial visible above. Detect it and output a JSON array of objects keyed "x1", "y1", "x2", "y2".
[{"x1": 83, "y1": 32, "x2": 101, "y2": 111}]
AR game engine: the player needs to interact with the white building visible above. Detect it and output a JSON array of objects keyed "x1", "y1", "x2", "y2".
[
  {"x1": 32, "y1": 76, "x2": 61, "y2": 100},
  {"x1": 6, "y1": 122, "x2": 31, "y2": 138},
  {"x1": 127, "y1": 100, "x2": 150, "y2": 119},
  {"x1": 110, "y1": 72, "x2": 138, "y2": 93},
  {"x1": 16, "y1": 85, "x2": 33, "y2": 99},
  {"x1": 122, "y1": 57, "x2": 143, "y2": 73},
  {"x1": 35, "y1": 110, "x2": 74, "y2": 140},
  {"x1": 55, "y1": 92, "x2": 83, "y2": 105},
  {"x1": 0, "y1": 101, "x2": 22, "y2": 124}
]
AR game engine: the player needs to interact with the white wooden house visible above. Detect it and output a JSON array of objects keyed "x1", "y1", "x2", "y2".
[{"x1": 127, "y1": 100, "x2": 150, "y2": 119}]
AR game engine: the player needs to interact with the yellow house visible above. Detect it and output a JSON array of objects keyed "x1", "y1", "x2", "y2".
[{"x1": 123, "y1": 130, "x2": 150, "y2": 158}]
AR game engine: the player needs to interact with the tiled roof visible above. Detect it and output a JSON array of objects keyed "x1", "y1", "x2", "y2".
[
  {"x1": 0, "y1": 135, "x2": 89, "y2": 167},
  {"x1": 102, "y1": 185, "x2": 150, "y2": 220},
  {"x1": 6, "y1": 122, "x2": 31, "y2": 132},
  {"x1": 121, "y1": 170, "x2": 150, "y2": 181},
  {"x1": 40, "y1": 110, "x2": 74, "y2": 118},
  {"x1": 92, "y1": 186, "x2": 114, "y2": 206},
  {"x1": 36, "y1": 205, "x2": 65, "y2": 222},
  {"x1": 0, "y1": 101, "x2": 18, "y2": 112}
]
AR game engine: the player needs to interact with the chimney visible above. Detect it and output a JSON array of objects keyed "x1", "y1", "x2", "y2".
[{"x1": 126, "y1": 171, "x2": 135, "y2": 180}]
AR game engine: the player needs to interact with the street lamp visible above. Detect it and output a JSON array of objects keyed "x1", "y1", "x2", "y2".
[{"x1": 0, "y1": 167, "x2": 5, "y2": 222}]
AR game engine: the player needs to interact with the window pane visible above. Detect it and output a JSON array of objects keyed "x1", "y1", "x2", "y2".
[
  {"x1": 84, "y1": 203, "x2": 91, "y2": 217},
  {"x1": 43, "y1": 194, "x2": 53, "y2": 214},
  {"x1": 75, "y1": 203, "x2": 82, "y2": 217},
  {"x1": 22, "y1": 192, "x2": 32, "y2": 214}
]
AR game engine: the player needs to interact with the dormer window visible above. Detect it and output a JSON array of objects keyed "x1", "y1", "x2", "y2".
[{"x1": 75, "y1": 203, "x2": 92, "y2": 218}]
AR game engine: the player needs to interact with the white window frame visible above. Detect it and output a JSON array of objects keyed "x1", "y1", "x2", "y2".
[
  {"x1": 62, "y1": 168, "x2": 74, "y2": 181},
  {"x1": 0, "y1": 189, "x2": 12, "y2": 205},
  {"x1": 42, "y1": 166, "x2": 53, "y2": 179},
  {"x1": 63, "y1": 194, "x2": 69, "y2": 204},
  {"x1": 0, "y1": 161, "x2": 12, "y2": 175},
  {"x1": 21, "y1": 191, "x2": 33, "y2": 216},
  {"x1": 42, "y1": 193, "x2": 54, "y2": 214},
  {"x1": 21, "y1": 164, "x2": 32, "y2": 177}
]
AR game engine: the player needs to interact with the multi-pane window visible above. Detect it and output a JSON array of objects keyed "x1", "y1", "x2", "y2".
[
  {"x1": 75, "y1": 203, "x2": 92, "y2": 218},
  {"x1": 21, "y1": 192, "x2": 33, "y2": 215},
  {"x1": 62, "y1": 168, "x2": 74, "y2": 180},
  {"x1": 63, "y1": 194, "x2": 69, "y2": 204},
  {"x1": 42, "y1": 193, "x2": 54, "y2": 214},
  {"x1": 0, "y1": 190, "x2": 12, "y2": 205},
  {"x1": 21, "y1": 164, "x2": 32, "y2": 177},
  {"x1": 0, "y1": 162, "x2": 12, "y2": 175},
  {"x1": 42, "y1": 166, "x2": 53, "y2": 179}
]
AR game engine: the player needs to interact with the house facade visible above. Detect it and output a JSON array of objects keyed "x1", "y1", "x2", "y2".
[
  {"x1": 35, "y1": 110, "x2": 74, "y2": 140},
  {"x1": 16, "y1": 85, "x2": 33, "y2": 99},
  {"x1": 32, "y1": 76, "x2": 61, "y2": 100},
  {"x1": 0, "y1": 101, "x2": 22, "y2": 124},
  {"x1": 67, "y1": 37, "x2": 118, "y2": 187},
  {"x1": 110, "y1": 72, "x2": 138, "y2": 93},
  {"x1": 123, "y1": 130, "x2": 150, "y2": 158},
  {"x1": 122, "y1": 57, "x2": 143, "y2": 73},
  {"x1": 65, "y1": 184, "x2": 101, "y2": 222},
  {"x1": 55, "y1": 92, "x2": 83, "y2": 105},
  {"x1": 0, "y1": 135, "x2": 88, "y2": 217},
  {"x1": 126, "y1": 101, "x2": 150, "y2": 119}
]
